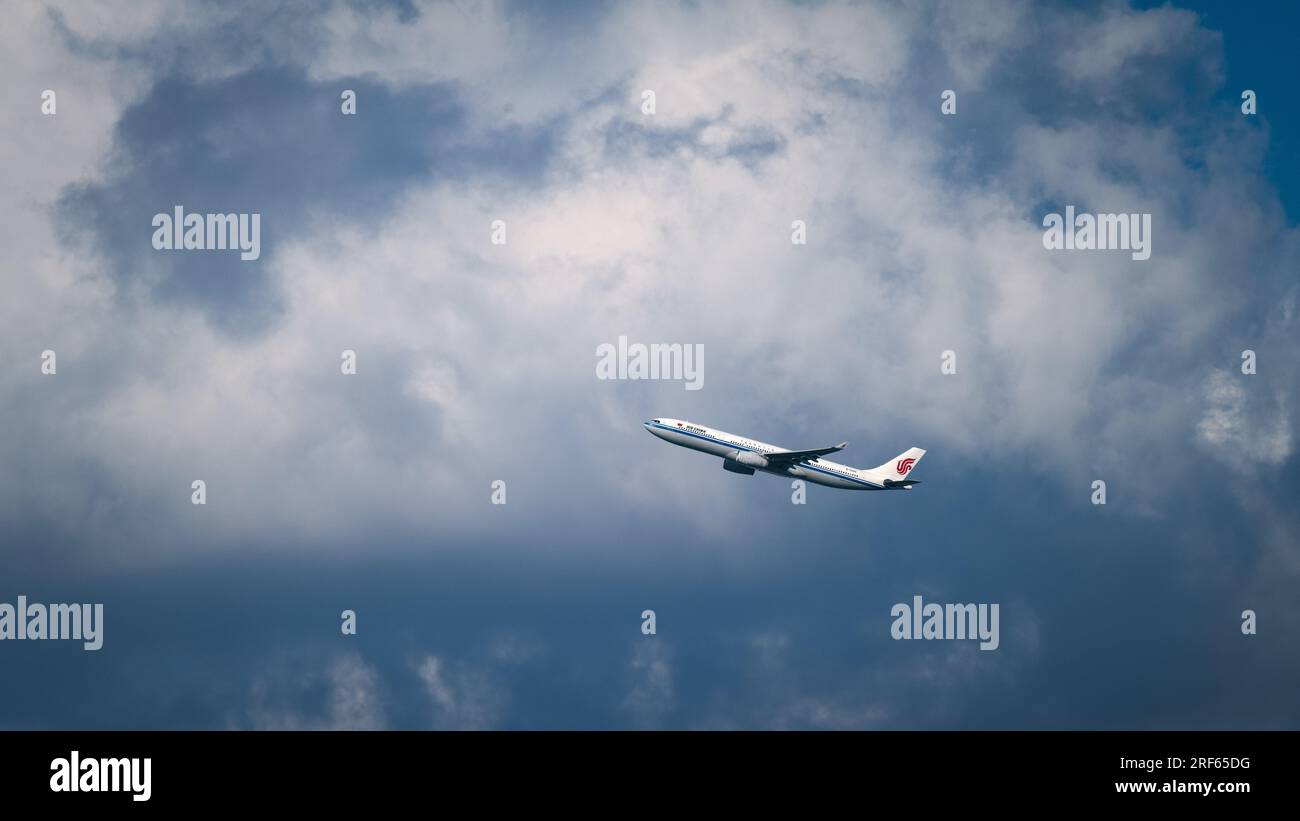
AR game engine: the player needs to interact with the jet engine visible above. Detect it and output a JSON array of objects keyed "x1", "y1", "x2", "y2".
[
  {"x1": 730, "y1": 451, "x2": 769, "y2": 469},
  {"x1": 722, "y1": 458, "x2": 756, "y2": 475}
]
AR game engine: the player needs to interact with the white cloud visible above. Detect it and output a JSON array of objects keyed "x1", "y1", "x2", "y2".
[
  {"x1": 415, "y1": 655, "x2": 504, "y2": 729},
  {"x1": 246, "y1": 652, "x2": 386, "y2": 730},
  {"x1": 1056, "y1": 4, "x2": 1215, "y2": 85},
  {"x1": 934, "y1": 0, "x2": 1032, "y2": 88},
  {"x1": 3, "y1": 0, "x2": 1297, "y2": 561},
  {"x1": 305, "y1": 1, "x2": 910, "y2": 126},
  {"x1": 1197, "y1": 369, "x2": 1293, "y2": 469},
  {"x1": 623, "y1": 641, "x2": 675, "y2": 727}
]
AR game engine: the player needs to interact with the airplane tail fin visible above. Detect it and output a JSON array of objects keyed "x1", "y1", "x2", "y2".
[{"x1": 870, "y1": 447, "x2": 925, "y2": 484}]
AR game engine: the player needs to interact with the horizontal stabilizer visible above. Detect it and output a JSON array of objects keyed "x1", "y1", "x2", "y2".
[{"x1": 882, "y1": 479, "x2": 921, "y2": 489}]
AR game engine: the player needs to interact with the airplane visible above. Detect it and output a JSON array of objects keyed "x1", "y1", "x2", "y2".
[{"x1": 643, "y1": 418, "x2": 925, "y2": 491}]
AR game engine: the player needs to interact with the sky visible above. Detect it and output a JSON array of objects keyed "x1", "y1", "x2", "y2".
[{"x1": 1, "y1": 0, "x2": 1296, "y2": 729}]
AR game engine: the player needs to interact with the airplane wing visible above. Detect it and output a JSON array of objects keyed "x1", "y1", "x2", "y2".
[{"x1": 764, "y1": 441, "x2": 848, "y2": 466}]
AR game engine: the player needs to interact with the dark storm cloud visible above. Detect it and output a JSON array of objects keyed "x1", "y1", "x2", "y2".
[
  {"x1": 2, "y1": 465, "x2": 1296, "y2": 729},
  {"x1": 55, "y1": 65, "x2": 557, "y2": 333}
]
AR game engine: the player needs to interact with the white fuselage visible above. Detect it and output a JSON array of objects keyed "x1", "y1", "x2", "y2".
[{"x1": 643, "y1": 418, "x2": 886, "y2": 490}]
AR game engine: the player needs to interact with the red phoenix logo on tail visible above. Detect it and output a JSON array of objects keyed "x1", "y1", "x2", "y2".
[{"x1": 896, "y1": 458, "x2": 916, "y2": 475}]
